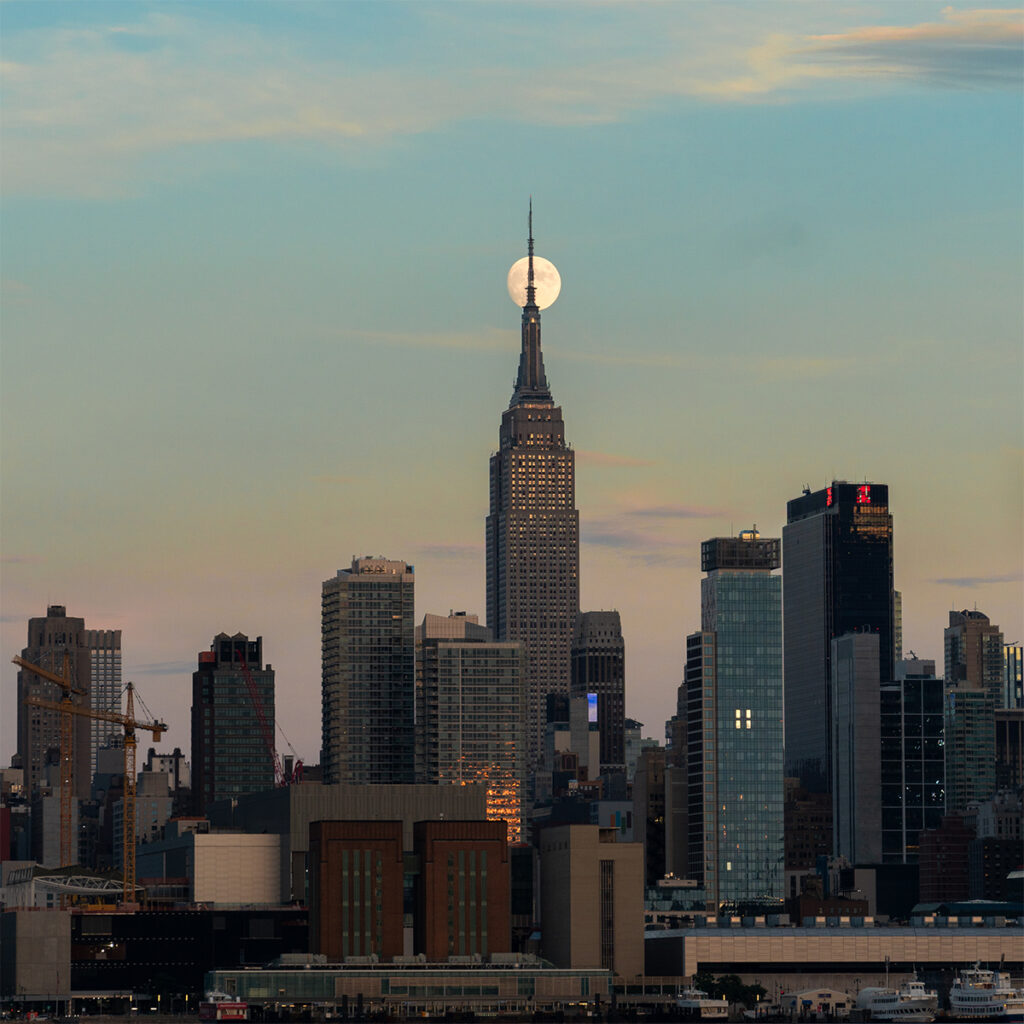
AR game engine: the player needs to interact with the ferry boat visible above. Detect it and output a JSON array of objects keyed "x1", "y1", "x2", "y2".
[
  {"x1": 855, "y1": 977, "x2": 938, "y2": 1020},
  {"x1": 677, "y1": 986, "x2": 730, "y2": 1019},
  {"x1": 198, "y1": 991, "x2": 249, "y2": 1021},
  {"x1": 949, "y1": 965, "x2": 1024, "y2": 1021}
]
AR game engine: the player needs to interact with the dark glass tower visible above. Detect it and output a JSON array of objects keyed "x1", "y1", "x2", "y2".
[
  {"x1": 191, "y1": 632, "x2": 275, "y2": 814},
  {"x1": 880, "y1": 657, "x2": 946, "y2": 863},
  {"x1": 783, "y1": 481, "x2": 894, "y2": 792},
  {"x1": 486, "y1": 210, "x2": 579, "y2": 769}
]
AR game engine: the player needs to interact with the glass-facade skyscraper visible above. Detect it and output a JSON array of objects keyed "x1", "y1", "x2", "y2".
[
  {"x1": 321, "y1": 557, "x2": 415, "y2": 785},
  {"x1": 486, "y1": 214, "x2": 579, "y2": 769},
  {"x1": 880, "y1": 657, "x2": 945, "y2": 863},
  {"x1": 190, "y1": 632, "x2": 275, "y2": 814},
  {"x1": 683, "y1": 530, "x2": 783, "y2": 912},
  {"x1": 783, "y1": 481, "x2": 894, "y2": 794}
]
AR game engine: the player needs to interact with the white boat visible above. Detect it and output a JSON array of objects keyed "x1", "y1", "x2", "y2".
[
  {"x1": 855, "y1": 977, "x2": 937, "y2": 1020},
  {"x1": 677, "y1": 986, "x2": 729, "y2": 1019},
  {"x1": 949, "y1": 965, "x2": 1024, "y2": 1021}
]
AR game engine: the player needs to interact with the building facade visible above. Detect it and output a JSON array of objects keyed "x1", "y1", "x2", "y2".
[
  {"x1": 416, "y1": 612, "x2": 525, "y2": 842},
  {"x1": 831, "y1": 632, "x2": 882, "y2": 864},
  {"x1": 995, "y1": 709, "x2": 1023, "y2": 790},
  {"x1": 414, "y1": 820, "x2": 511, "y2": 959},
  {"x1": 190, "y1": 633, "x2": 276, "y2": 814},
  {"x1": 1005, "y1": 644, "x2": 1023, "y2": 710},
  {"x1": 571, "y1": 611, "x2": 625, "y2": 774},
  {"x1": 683, "y1": 530, "x2": 784, "y2": 911},
  {"x1": 783, "y1": 482, "x2": 894, "y2": 794},
  {"x1": 321, "y1": 557, "x2": 415, "y2": 785},
  {"x1": 308, "y1": 820, "x2": 405, "y2": 961},
  {"x1": 485, "y1": 216, "x2": 579, "y2": 769},
  {"x1": 944, "y1": 608, "x2": 1003, "y2": 813},
  {"x1": 81, "y1": 628, "x2": 122, "y2": 779},
  {"x1": 17, "y1": 606, "x2": 94, "y2": 801},
  {"x1": 539, "y1": 824, "x2": 644, "y2": 979},
  {"x1": 879, "y1": 658, "x2": 945, "y2": 863}
]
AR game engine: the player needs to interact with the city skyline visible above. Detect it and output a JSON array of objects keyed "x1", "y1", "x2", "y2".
[{"x1": 2, "y1": 2, "x2": 1022, "y2": 767}]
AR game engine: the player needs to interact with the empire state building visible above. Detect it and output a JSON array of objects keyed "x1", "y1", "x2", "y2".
[{"x1": 486, "y1": 210, "x2": 579, "y2": 768}]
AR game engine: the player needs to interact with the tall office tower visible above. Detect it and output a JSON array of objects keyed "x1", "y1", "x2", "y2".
[
  {"x1": 571, "y1": 611, "x2": 625, "y2": 774},
  {"x1": 416, "y1": 612, "x2": 526, "y2": 841},
  {"x1": 321, "y1": 557, "x2": 415, "y2": 784},
  {"x1": 879, "y1": 657, "x2": 945, "y2": 863},
  {"x1": 783, "y1": 481, "x2": 894, "y2": 793},
  {"x1": 82, "y1": 629, "x2": 122, "y2": 779},
  {"x1": 831, "y1": 633, "x2": 882, "y2": 864},
  {"x1": 1005, "y1": 644, "x2": 1023, "y2": 709},
  {"x1": 944, "y1": 609, "x2": 1003, "y2": 813},
  {"x1": 191, "y1": 632, "x2": 276, "y2": 814},
  {"x1": 16, "y1": 606, "x2": 92, "y2": 800},
  {"x1": 486, "y1": 212, "x2": 579, "y2": 769},
  {"x1": 682, "y1": 529, "x2": 783, "y2": 911}
]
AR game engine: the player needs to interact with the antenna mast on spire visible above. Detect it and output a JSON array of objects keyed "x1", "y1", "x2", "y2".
[{"x1": 526, "y1": 198, "x2": 536, "y2": 308}]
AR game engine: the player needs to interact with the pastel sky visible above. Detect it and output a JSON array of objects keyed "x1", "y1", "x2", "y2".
[{"x1": 2, "y1": 2, "x2": 1022, "y2": 766}]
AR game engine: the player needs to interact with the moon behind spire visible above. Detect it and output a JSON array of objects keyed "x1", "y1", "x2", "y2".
[{"x1": 508, "y1": 256, "x2": 561, "y2": 310}]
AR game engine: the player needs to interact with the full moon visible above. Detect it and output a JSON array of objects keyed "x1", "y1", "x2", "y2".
[{"x1": 507, "y1": 256, "x2": 561, "y2": 310}]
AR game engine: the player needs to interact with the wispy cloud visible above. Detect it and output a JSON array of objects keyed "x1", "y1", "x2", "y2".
[
  {"x1": 700, "y1": 7, "x2": 1024, "y2": 100},
  {"x1": 1, "y1": 555, "x2": 44, "y2": 565},
  {"x1": 576, "y1": 450, "x2": 656, "y2": 468},
  {"x1": 932, "y1": 572, "x2": 1024, "y2": 587},
  {"x1": 582, "y1": 515, "x2": 701, "y2": 568},
  {"x1": 4, "y1": 7, "x2": 1018, "y2": 196},
  {"x1": 625, "y1": 503, "x2": 722, "y2": 519}
]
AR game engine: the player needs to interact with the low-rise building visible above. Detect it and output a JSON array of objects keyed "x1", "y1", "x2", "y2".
[
  {"x1": 539, "y1": 823, "x2": 644, "y2": 978},
  {"x1": 207, "y1": 954, "x2": 609, "y2": 1016},
  {"x1": 134, "y1": 819, "x2": 280, "y2": 905}
]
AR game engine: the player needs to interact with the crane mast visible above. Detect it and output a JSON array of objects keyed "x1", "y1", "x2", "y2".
[{"x1": 18, "y1": 657, "x2": 166, "y2": 903}]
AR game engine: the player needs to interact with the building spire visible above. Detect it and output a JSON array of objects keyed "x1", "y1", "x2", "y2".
[
  {"x1": 512, "y1": 199, "x2": 550, "y2": 404},
  {"x1": 526, "y1": 198, "x2": 536, "y2": 310}
]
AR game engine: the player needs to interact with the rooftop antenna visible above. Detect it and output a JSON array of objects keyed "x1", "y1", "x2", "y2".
[{"x1": 526, "y1": 198, "x2": 536, "y2": 309}]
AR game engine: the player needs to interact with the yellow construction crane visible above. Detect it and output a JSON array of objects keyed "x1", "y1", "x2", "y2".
[
  {"x1": 13, "y1": 653, "x2": 86, "y2": 868},
  {"x1": 16, "y1": 656, "x2": 167, "y2": 902}
]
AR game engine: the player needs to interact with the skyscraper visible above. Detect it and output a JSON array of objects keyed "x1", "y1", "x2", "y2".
[
  {"x1": 191, "y1": 632, "x2": 276, "y2": 814},
  {"x1": 82, "y1": 628, "x2": 122, "y2": 779},
  {"x1": 416, "y1": 612, "x2": 525, "y2": 841},
  {"x1": 17, "y1": 605, "x2": 93, "y2": 800},
  {"x1": 571, "y1": 611, "x2": 625, "y2": 774},
  {"x1": 321, "y1": 556, "x2": 415, "y2": 784},
  {"x1": 943, "y1": 608, "x2": 1003, "y2": 813},
  {"x1": 683, "y1": 529, "x2": 784, "y2": 911},
  {"x1": 880, "y1": 657, "x2": 945, "y2": 863},
  {"x1": 486, "y1": 211, "x2": 579, "y2": 768},
  {"x1": 831, "y1": 632, "x2": 882, "y2": 864},
  {"x1": 783, "y1": 481, "x2": 894, "y2": 793}
]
